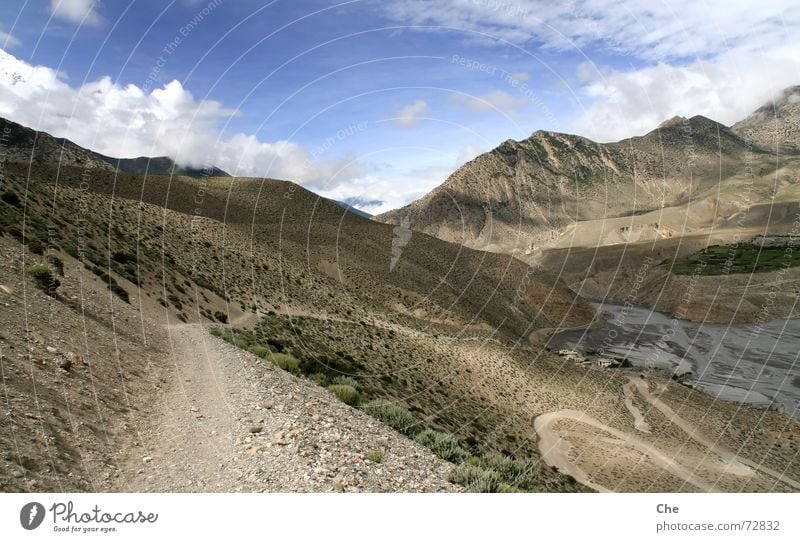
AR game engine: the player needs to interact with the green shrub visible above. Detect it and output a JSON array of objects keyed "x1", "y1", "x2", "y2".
[
  {"x1": 360, "y1": 400, "x2": 419, "y2": 436},
  {"x1": 414, "y1": 429, "x2": 469, "y2": 463},
  {"x1": 448, "y1": 464, "x2": 502, "y2": 493},
  {"x1": 328, "y1": 384, "x2": 359, "y2": 405},
  {"x1": 214, "y1": 311, "x2": 228, "y2": 323},
  {"x1": 26, "y1": 236, "x2": 44, "y2": 255},
  {"x1": 167, "y1": 293, "x2": 182, "y2": 310},
  {"x1": 366, "y1": 450, "x2": 385, "y2": 463},
  {"x1": 467, "y1": 453, "x2": 544, "y2": 491},
  {"x1": 472, "y1": 454, "x2": 542, "y2": 491},
  {"x1": 209, "y1": 327, "x2": 224, "y2": 337},
  {"x1": 270, "y1": 353, "x2": 300, "y2": 374},
  {"x1": 497, "y1": 483, "x2": 522, "y2": 493},
  {"x1": 247, "y1": 345, "x2": 271, "y2": 358},
  {"x1": 331, "y1": 375, "x2": 361, "y2": 391},
  {"x1": 220, "y1": 329, "x2": 251, "y2": 349},
  {"x1": 27, "y1": 265, "x2": 59, "y2": 296}
]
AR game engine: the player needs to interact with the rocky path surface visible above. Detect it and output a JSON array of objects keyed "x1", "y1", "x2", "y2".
[{"x1": 115, "y1": 324, "x2": 455, "y2": 492}]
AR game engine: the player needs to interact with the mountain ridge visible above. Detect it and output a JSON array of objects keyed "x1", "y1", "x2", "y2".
[{"x1": 0, "y1": 116, "x2": 230, "y2": 178}]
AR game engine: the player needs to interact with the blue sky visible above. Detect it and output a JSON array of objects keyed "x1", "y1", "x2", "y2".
[{"x1": 1, "y1": 1, "x2": 798, "y2": 213}]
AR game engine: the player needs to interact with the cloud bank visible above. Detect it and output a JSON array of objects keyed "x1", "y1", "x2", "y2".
[
  {"x1": 0, "y1": 49, "x2": 362, "y2": 189},
  {"x1": 382, "y1": 0, "x2": 800, "y2": 141}
]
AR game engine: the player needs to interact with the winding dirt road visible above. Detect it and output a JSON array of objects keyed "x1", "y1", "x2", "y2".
[{"x1": 534, "y1": 376, "x2": 800, "y2": 493}]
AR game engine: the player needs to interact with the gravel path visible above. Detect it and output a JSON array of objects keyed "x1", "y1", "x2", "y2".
[{"x1": 115, "y1": 324, "x2": 456, "y2": 492}]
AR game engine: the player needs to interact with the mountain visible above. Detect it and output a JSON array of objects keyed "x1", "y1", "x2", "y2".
[
  {"x1": 0, "y1": 117, "x2": 229, "y2": 177},
  {"x1": 378, "y1": 115, "x2": 753, "y2": 255},
  {"x1": 377, "y1": 90, "x2": 800, "y2": 323},
  {"x1": 2, "y1": 118, "x2": 797, "y2": 494},
  {"x1": 0, "y1": 117, "x2": 114, "y2": 171},
  {"x1": 90, "y1": 153, "x2": 231, "y2": 177},
  {"x1": 732, "y1": 86, "x2": 800, "y2": 153},
  {"x1": 0, "y1": 117, "x2": 598, "y2": 493}
]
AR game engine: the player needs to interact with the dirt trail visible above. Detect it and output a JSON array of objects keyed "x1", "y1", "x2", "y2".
[
  {"x1": 628, "y1": 377, "x2": 800, "y2": 488},
  {"x1": 114, "y1": 324, "x2": 455, "y2": 492},
  {"x1": 534, "y1": 376, "x2": 800, "y2": 492},
  {"x1": 623, "y1": 379, "x2": 651, "y2": 433},
  {"x1": 117, "y1": 324, "x2": 260, "y2": 491},
  {"x1": 534, "y1": 409, "x2": 714, "y2": 493}
]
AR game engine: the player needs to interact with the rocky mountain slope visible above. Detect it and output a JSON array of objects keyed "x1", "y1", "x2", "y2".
[
  {"x1": 732, "y1": 85, "x2": 800, "y2": 153},
  {"x1": 0, "y1": 118, "x2": 594, "y2": 492},
  {"x1": 379, "y1": 115, "x2": 752, "y2": 254},
  {"x1": 1, "y1": 118, "x2": 797, "y2": 493},
  {"x1": 0, "y1": 235, "x2": 455, "y2": 492},
  {"x1": 377, "y1": 87, "x2": 800, "y2": 323}
]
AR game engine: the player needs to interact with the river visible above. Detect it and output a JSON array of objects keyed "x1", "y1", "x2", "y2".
[{"x1": 547, "y1": 302, "x2": 800, "y2": 418}]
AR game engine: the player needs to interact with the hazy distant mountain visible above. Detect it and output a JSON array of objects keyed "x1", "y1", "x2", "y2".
[
  {"x1": 732, "y1": 85, "x2": 800, "y2": 153},
  {"x1": 0, "y1": 117, "x2": 115, "y2": 172},
  {"x1": 90, "y1": 153, "x2": 231, "y2": 177},
  {"x1": 0, "y1": 116, "x2": 229, "y2": 177},
  {"x1": 331, "y1": 199, "x2": 373, "y2": 218}
]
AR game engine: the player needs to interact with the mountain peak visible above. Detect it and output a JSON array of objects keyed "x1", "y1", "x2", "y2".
[
  {"x1": 658, "y1": 115, "x2": 687, "y2": 129},
  {"x1": 731, "y1": 85, "x2": 800, "y2": 152}
]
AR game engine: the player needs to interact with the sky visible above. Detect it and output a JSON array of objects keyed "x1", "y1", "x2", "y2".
[{"x1": 0, "y1": 0, "x2": 798, "y2": 214}]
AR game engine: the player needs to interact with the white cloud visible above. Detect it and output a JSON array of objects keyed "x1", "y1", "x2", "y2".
[
  {"x1": 451, "y1": 89, "x2": 529, "y2": 117},
  {"x1": 394, "y1": 99, "x2": 430, "y2": 127},
  {"x1": 0, "y1": 30, "x2": 20, "y2": 49},
  {"x1": 0, "y1": 49, "x2": 362, "y2": 189},
  {"x1": 573, "y1": 45, "x2": 800, "y2": 142},
  {"x1": 50, "y1": 0, "x2": 103, "y2": 26},
  {"x1": 382, "y1": 1, "x2": 800, "y2": 142},
  {"x1": 382, "y1": 1, "x2": 800, "y2": 60}
]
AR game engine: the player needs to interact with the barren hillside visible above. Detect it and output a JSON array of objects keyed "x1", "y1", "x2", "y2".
[
  {"x1": 2, "y1": 118, "x2": 798, "y2": 493},
  {"x1": 377, "y1": 88, "x2": 800, "y2": 323}
]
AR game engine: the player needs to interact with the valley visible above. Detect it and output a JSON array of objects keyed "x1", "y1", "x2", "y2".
[{"x1": 2, "y1": 93, "x2": 799, "y2": 495}]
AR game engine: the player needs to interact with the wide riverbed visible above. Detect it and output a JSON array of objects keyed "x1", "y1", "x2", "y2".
[{"x1": 548, "y1": 302, "x2": 800, "y2": 418}]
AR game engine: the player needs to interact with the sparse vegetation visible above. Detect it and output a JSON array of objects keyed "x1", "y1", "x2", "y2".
[
  {"x1": 413, "y1": 429, "x2": 470, "y2": 463},
  {"x1": 247, "y1": 345, "x2": 272, "y2": 358},
  {"x1": 360, "y1": 400, "x2": 419, "y2": 437},
  {"x1": 27, "y1": 264, "x2": 60, "y2": 296},
  {"x1": 328, "y1": 383, "x2": 359, "y2": 405},
  {"x1": 270, "y1": 353, "x2": 300, "y2": 374},
  {"x1": 366, "y1": 450, "x2": 385, "y2": 463}
]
